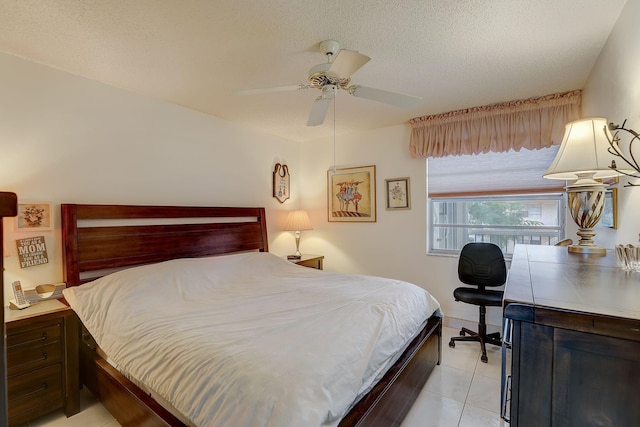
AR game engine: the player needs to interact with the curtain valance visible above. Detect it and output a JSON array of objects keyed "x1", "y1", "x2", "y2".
[{"x1": 409, "y1": 90, "x2": 582, "y2": 158}]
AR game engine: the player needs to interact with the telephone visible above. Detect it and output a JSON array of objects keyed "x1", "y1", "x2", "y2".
[{"x1": 10, "y1": 280, "x2": 31, "y2": 310}]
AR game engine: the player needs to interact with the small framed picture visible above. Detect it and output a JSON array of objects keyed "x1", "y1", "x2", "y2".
[
  {"x1": 15, "y1": 202, "x2": 53, "y2": 231},
  {"x1": 385, "y1": 177, "x2": 411, "y2": 210}
]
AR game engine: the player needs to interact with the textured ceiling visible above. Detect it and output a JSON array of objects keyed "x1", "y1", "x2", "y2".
[{"x1": 0, "y1": 0, "x2": 627, "y2": 142}]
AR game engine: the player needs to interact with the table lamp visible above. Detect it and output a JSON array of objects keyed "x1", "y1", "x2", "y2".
[
  {"x1": 544, "y1": 118, "x2": 632, "y2": 254},
  {"x1": 283, "y1": 210, "x2": 313, "y2": 259}
]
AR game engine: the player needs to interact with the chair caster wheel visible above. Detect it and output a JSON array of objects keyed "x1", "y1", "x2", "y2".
[
  {"x1": 449, "y1": 340, "x2": 455, "y2": 348},
  {"x1": 481, "y1": 354, "x2": 488, "y2": 363}
]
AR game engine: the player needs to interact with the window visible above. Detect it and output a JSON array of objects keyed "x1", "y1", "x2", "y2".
[
  {"x1": 525, "y1": 203, "x2": 542, "y2": 218},
  {"x1": 429, "y1": 194, "x2": 565, "y2": 257},
  {"x1": 427, "y1": 147, "x2": 567, "y2": 257}
]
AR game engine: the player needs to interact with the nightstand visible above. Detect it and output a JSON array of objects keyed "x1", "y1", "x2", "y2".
[
  {"x1": 290, "y1": 254, "x2": 324, "y2": 270},
  {"x1": 5, "y1": 299, "x2": 80, "y2": 425}
]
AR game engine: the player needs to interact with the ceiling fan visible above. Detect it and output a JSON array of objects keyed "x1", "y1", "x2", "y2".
[{"x1": 236, "y1": 40, "x2": 422, "y2": 126}]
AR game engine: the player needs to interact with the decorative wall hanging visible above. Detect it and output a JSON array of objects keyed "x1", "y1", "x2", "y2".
[
  {"x1": 15, "y1": 202, "x2": 52, "y2": 231},
  {"x1": 385, "y1": 177, "x2": 411, "y2": 210},
  {"x1": 327, "y1": 165, "x2": 376, "y2": 222},
  {"x1": 16, "y1": 235, "x2": 49, "y2": 268},
  {"x1": 273, "y1": 163, "x2": 290, "y2": 203}
]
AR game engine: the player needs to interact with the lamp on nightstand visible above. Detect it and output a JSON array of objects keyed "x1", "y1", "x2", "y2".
[
  {"x1": 283, "y1": 210, "x2": 313, "y2": 259},
  {"x1": 544, "y1": 118, "x2": 632, "y2": 254}
]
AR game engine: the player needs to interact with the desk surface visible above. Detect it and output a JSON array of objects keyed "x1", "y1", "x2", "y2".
[{"x1": 504, "y1": 245, "x2": 640, "y2": 322}]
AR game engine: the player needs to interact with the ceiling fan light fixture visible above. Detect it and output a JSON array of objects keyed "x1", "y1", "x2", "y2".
[
  {"x1": 321, "y1": 84, "x2": 337, "y2": 98},
  {"x1": 236, "y1": 39, "x2": 422, "y2": 126}
]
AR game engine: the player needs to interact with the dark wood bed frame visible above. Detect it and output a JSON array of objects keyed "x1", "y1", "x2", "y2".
[{"x1": 61, "y1": 204, "x2": 441, "y2": 427}]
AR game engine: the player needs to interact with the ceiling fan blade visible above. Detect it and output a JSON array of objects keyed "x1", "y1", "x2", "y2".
[
  {"x1": 326, "y1": 50, "x2": 371, "y2": 79},
  {"x1": 307, "y1": 96, "x2": 333, "y2": 126},
  {"x1": 348, "y1": 85, "x2": 422, "y2": 109},
  {"x1": 235, "y1": 84, "x2": 309, "y2": 96}
]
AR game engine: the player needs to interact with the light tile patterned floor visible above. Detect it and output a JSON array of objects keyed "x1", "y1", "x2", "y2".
[
  {"x1": 21, "y1": 327, "x2": 506, "y2": 427},
  {"x1": 401, "y1": 326, "x2": 507, "y2": 427}
]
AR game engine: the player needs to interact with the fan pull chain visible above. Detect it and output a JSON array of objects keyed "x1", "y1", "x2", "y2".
[{"x1": 333, "y1": 92, "x2": 337, "y2": 173}]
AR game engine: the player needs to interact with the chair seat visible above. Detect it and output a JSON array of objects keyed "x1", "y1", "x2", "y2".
[{"x1": 453, "y1": 287, "x2": 503, "y2": 306}]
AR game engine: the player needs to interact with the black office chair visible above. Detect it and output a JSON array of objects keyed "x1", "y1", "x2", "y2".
[{"x1": 449, "y1": 242, "x2": 507, "y2": 363}]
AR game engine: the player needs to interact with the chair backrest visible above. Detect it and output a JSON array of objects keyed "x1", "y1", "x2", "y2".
[{"x1": 458, "y1": 243, "x2": 507, "y2": 288}]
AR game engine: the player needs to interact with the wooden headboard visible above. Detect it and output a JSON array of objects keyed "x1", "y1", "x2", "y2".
[{"x1": 61, "y1": 204, "x2": 268, "y2": 286}]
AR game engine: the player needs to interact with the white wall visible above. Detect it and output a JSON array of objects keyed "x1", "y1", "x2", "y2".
[
  {"x1": 582, "y1": 0, "x2": 640, "y2": 246},
  {"x1": 298, "y1": 125, "x2": 481, "y2": 328},
  {"x1": 0, "y1": 52, "x2": 301, "y2": 304}
]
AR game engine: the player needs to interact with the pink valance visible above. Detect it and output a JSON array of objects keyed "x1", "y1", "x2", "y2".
[{"x1": 409, "y1": 90, "x2": 582, "y2": 158}]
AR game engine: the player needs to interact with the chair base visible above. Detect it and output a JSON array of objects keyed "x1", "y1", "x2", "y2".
[{"x1": 449, "y1": 327, "x2": 501, "y2": 363}]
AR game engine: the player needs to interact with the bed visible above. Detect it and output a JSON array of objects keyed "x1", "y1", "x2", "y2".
[{"x1": 61, "y1": 204, "x2": 442, "y2": 427}]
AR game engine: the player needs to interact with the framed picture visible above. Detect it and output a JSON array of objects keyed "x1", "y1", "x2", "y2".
[
  {"x1": 385, "y1": 177, "x2": 411, "y2": 210},
  {"x1": 15, "y1": 202, "x2": 53, "y2": 231},
  {"x1": 601, "y1": 188, "x2": 617, "y2": 229},
  {"x1": 15, "y1": 235, "x2": 49, "y2": 268},
  {"x1": 273, "y1": 163, "x2": 290, "y2": 203},
  {"x1": 327, "y1": 165, "x2": 376, "y2": 222}
]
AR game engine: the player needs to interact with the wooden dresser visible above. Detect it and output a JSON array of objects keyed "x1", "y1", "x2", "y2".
[
  {"x1": 5, "y1": 299, "x2": 80, "y2": 425},
  {"x1": 502, "y1": 245, "x2": 640, "y2": 426}
]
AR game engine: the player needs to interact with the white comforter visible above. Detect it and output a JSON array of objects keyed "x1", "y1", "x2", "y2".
[{"x1": 63, "y1": 252, "x2": 440, "y2": 427}]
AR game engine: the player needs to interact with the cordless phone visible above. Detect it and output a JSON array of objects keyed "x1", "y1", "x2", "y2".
[{"x1": 10, "y1": 280, "x2": 30, "y2": 310}]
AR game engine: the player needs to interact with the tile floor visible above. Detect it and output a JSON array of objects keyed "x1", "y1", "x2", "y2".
[
  {"x1": 401, "y1": 326, "x2": 507, "y2": 427},
  {"x1": 20, "y1": 326, "x2": 506, "y2": 427}
]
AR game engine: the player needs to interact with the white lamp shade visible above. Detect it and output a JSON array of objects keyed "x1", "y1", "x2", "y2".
[
  {"x1": 283, "y1": 210, "x2": 313, "y2": 231},
  {"x1": 544, "y1": 118, "x2": 625, "y2": 180}
]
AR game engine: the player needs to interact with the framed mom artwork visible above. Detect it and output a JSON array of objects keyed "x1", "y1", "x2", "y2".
[{"x1": 327, "y1": 165, "x2": 376, "y2": 222}]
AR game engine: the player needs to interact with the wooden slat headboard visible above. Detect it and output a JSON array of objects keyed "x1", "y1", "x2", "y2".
[{"x1": 61, "y1": 204, "x2": 269, "y2": 286}]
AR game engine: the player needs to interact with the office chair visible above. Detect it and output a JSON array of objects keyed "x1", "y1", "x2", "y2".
[{"x1": 449, "y1": 242, "x2": 507, "y2": 363}]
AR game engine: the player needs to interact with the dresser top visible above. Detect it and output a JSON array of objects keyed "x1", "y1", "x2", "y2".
[{"x1": 504, "y1": 245, "x2": 640, "y2": 322}]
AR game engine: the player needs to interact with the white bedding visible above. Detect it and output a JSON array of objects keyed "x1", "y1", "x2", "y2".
[{"x1": 63, "y1": 252, "x2": 441, "y2": 427}]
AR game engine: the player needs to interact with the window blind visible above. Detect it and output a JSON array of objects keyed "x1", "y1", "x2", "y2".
[{"x1": 427, "y1": 145, "x2": 564, "y2": 197}]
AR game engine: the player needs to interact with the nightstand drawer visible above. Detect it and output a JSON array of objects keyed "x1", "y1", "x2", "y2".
[
  {"x1": 7, "y1": 340, "x2": 62, "y2": 377},
  {"x1": 7, "y1": 320, "x2": 62, "y2": 348},
  {"x1": 7, "y1": 323, "x2": 63, "y2": 376},
  {"x1": 8, "y1": 363, "x2": 63, "y2": 424}
]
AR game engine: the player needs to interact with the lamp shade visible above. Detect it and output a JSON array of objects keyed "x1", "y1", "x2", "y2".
[
  {"x1": 283, "y1": 210, "x2": 313, "y2": 231},
  {"x1": 544, "y1": 118, "x2": 624, "y2": 180}
]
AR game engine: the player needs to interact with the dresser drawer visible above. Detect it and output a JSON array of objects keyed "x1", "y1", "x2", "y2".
[
  {"x1": 8, "y1": 363, "x2": 64, "y2": 424},
  {"x1": 7, "y1": 323, "x2": 62, "y2": 376}
]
